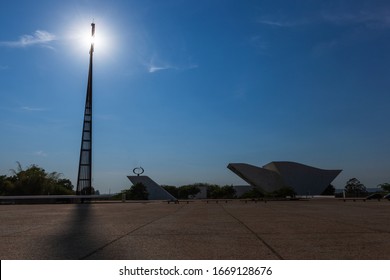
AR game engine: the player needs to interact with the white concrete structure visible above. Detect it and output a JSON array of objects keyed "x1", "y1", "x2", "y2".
[
  {"x1": 228, "y1": 161, "x2": 341, "y2": 195},
  {"x1": 127, "y1": 175, "x2": 177, "y2": 200}
]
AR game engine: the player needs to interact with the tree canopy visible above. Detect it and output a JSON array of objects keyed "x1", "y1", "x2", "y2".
[
  {"x1": 207, "y1": 184, "x2": 236, "y2": 199},
  {"x1": 177, "y1": 184, "x2": 201, "y2": 199},
  {"x1": 238, "y1": 187, "x2": 264, "y2": 199},
  {"x1": 268, "y1": 186, "x2": 296, "y2": 198},
  {"x1": 121, "y1": 183, "x2": 149, "y2": 200},
  {"x1": 344, "y1": 178, "x2": 367, "y2": 196},
  {"x1": 0, "y1": 162, "x2": 74, "y2": 195},
  {"x1": 378, "y1": 183, "x2": 390, "y2": 192},
  {"x1": 321, "y1": 184, "x2": 336, "y2": 195}
]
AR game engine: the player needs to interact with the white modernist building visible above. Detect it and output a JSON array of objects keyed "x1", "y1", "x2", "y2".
[{"x1": 228, "y1": 161, "x2": 342, "y2": 195}]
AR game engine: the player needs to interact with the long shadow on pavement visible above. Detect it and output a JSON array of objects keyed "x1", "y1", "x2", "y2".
[{"x1": 49, "y1": 203, "x2": 103, "y2": 259}]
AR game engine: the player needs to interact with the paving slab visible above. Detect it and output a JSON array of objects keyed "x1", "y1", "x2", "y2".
[{"x1": 0, "y1": 199, "x2": 389, "y2": 259}]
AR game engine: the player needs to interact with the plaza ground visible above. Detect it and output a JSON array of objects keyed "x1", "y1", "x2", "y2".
[{"x1": 1, "y1": 199, "x2": 389, "y2": 259}]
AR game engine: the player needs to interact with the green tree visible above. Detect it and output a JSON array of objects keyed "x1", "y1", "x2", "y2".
[
  {"x1": 127, "y1": 183, "x2": 148, "y2": 200},
  {"x1": 344, "y1": 178, "x2": 367, "y2": 197},
  {"x1": 177, "y1": 184, "x2": 200, "y2": 199},
  {"x1": 1, "y1": 162, "x2": 75, "y2": 195},
  {"x1": 378, "y1": 183, "x2": 390, "y2": 192},
  {"x1": 239, "y1": 187, "x2": 264, "y2": 199},
  {"x1": 269, "y1": 187, "x2": 296, "y2": 198},
  {"x1": 57, "y1": 179, "x2": 74, "y2": 191},
  {"x1": 207, "y1": 184, "x2": 223, "y2": 198},
  {"x1": 205, "y1": 184, "x2": 236, "y2": 199},
  {"x1": 11, "y1": 164, "x2": 47, "y2": 195},
  {"x1": 0, "y1": 175, "x2": 16, "y2": 195},
  {"x1": 219, "y1": 185, "x2": 236, "y2": 198},
  {"x1": 321, "y1": 184, "x2": 336, "y2": 195},
  {"x1": 0, "y1": 175, "x2": 8, "y2": 195}
]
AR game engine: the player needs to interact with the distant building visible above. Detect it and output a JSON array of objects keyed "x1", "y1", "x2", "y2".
[{"x1": 228, "y1": 161, "x2": 342, "y2": 195}]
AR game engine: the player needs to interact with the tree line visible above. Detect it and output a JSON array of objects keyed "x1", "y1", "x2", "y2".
[
  {"x1": 0, "y1": 162, "x2": 74, "y2": 195},
  {"x1": 1, "y1": 163, "x2": 389, "y2": 198},
  {"x1": 163, "y1": 183, "x2": 238, "y2": 199},
  {"x1": 121, "y1": 179, "x2": 390, "y2": 200},
  {"x1": 342, "y1": 178, "x2": 390, "y2": 197},
  {"x1": 116, "y1": 182, "x2": 298, "y2": 200}
]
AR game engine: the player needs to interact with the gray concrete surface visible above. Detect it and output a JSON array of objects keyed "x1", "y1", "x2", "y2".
[{"x1": 1, "y1": 199, "x2": 390, "y2": 259}]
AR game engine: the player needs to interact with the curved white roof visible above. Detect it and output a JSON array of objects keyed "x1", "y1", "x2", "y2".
[{"x1": 228, "y1": 161, "x2": 341, "y2": 195}]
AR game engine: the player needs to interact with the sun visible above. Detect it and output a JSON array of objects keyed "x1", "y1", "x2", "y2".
[
  {"x1": 79, "y1": 22, "x2": 104, "y2": 53},
  {"x1": 66, "y1": 18, "x2": 115, "y2": 59}
]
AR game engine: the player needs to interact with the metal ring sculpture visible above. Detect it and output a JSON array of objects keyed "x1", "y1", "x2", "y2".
[{"x1": 133, "y1": 167, "x2": 144, "y2": 176}]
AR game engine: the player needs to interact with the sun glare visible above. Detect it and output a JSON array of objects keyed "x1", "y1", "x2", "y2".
[
  {"x1": 79, "y1": 24, "x2": 103, "y2": 53},
  {"x1": 66, "y1": 18, "x2": 115, "y2": 59}
]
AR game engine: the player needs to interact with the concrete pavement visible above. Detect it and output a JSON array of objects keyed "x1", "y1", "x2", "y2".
[{"x1": 1, "y1": 199, "x2": 390, "y2": 259}]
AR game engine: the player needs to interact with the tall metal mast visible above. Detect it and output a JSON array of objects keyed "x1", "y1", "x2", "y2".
[{"x1": 76, "y1": 22, "x2": 95, "y2": 195}]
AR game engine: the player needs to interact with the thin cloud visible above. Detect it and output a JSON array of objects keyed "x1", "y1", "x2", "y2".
[
  {"x1": 258, "y1": 20, "x2": 291, "y2": 27},
  {"x1": 147, "y1": 62, "x2": 198, "y2": 73},
  {"x1": 0, "y1": 30, "x2": 56, "y2": 48},
  {"x1": 21, "y1": 106, "x2": 47, "y2": 112},
  {"x1": 145, "y1": 54, "x2": 198, "y2": 73},
  {"x1": 257, "y1": 18, "x2": 309, "y2": 28},
  {"x1": 144, "y1": 54, "x2": 171, "y2": 73},
  {"x1": 148, "y1": 65, "x2": 172, "y2": 73},
  {"x1": 148, "y1": 64, "x2": 199, "y2": 73}
]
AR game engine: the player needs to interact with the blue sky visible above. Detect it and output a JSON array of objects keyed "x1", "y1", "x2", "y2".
[{"x1": 1, "y1": 0, "x2": 389, "y2": 193}]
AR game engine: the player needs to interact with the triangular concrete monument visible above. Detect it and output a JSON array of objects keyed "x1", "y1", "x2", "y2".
[{"x1": 127, "y1": 175, "x2": 177, "y2": 201}]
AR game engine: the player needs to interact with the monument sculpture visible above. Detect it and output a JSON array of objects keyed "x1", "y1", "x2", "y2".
[
  {"x1": 228, "y1": 161, "x2": 342, "y2": 195},
  {"x1": 76, "y1": 23, "x2": 95, "y2": 195},
  {"x1": 127, "y1": 167, "x2": 177, "y2": 200}
]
